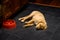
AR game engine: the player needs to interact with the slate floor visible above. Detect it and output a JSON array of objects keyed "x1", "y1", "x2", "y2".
[{"x1": 0, "y1": 4, "x2": 60, "y2": 40}]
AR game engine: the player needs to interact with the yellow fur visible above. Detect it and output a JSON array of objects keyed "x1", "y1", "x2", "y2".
[{"x1": 18, "y1": 11, "x2": 47, "y2": 30}]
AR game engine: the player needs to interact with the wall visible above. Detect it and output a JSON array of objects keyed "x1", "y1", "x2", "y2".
[{"x1": 31, "y1": 0, "x2": 60, "y2": 8}]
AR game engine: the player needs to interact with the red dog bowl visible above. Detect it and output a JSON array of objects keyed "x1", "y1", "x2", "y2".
[{"x1": 3, "y1": 19, "x2": 16, "y2": 29}]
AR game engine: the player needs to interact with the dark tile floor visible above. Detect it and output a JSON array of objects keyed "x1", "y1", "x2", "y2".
[{"x1": 0, "y1": 4, "x2": 60, "y2": 40}]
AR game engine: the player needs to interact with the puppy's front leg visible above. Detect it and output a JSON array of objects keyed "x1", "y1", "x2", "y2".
[{"x1": 24, "y1": 23, "x2": 34, "y2": 28}]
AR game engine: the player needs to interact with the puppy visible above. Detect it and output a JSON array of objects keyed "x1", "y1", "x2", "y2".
[{"x1": 18, "y1": 11, "x2": 47, "y2": 30}]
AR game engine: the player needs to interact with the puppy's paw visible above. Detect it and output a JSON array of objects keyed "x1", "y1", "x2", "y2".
[
  {"x1": 18, "y1": 17, "x2": 26, "y2": 22},
  {"x1": 18, "y1": 18, "x2": 23, "y2": 21},
  {"x1": 25, "y1": 22, "x2": 28, "y2": 23}
]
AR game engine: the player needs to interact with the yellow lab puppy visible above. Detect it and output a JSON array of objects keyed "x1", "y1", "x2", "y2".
[{"x1": 18, "y1": 11, "x2": 47, "y2": 30}]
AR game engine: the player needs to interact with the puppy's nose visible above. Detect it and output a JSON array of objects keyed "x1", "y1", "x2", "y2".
[
  {"x1": 36, "y1": 26, "x2": 45, "y2": 30},
  {"x1": 36, "y1": 26, "x2": 40, "y2": 30}
]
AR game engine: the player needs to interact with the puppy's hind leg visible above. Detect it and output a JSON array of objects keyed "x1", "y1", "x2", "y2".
[
  {"x1": 18, "y1": 13, "x2": 34, "y2": 22},
  {"x1": 18, "y1": 16, "x2": 31, "y2": 22},
  {"x1": 25, "y1": 19, "x2": 34, "y2": 24},
  {"x1": 18, "y1": 11, "x2": 36, "y2": 22},
  {"x1": 24, "y1": 23, "x2": 34, "y2": 28}
]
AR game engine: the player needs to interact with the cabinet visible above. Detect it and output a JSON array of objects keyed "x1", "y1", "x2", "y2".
[{"x1": 2, "y1": 0, "x2": 28, "y2": 19}]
